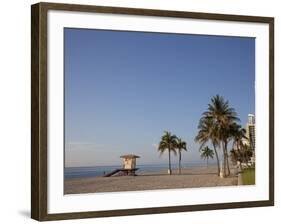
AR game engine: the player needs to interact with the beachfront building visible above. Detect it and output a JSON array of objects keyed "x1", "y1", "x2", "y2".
[
  {"x1": 120, "y1": 154, "x2": 140, "y2": 170},
  {"x1": 232, "y1": 114, "x2": 256, "y2": 168},
  {"x1": 246, "y1": 114, "x2": 255, "y2": 152},
  {"x1": 246, "y1": 114, "x2": 255, "y2": 163}
]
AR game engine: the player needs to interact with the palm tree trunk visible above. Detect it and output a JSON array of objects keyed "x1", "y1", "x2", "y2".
[
  {"x1": 222, "y1": 142, "x2": 226, "y2": 177},
  {"x1": 226, "y1": 153, "x2": 230, "y2": 175},
  {"x1": 224, "y1": 150, "x2": 227, "y2": 176},
  {"x1": 236, "y1": 143, "x2": 243, "y2": 170},
  {"x1": 168, "y1": 149, "x2": 172, "y2": 175},
  {"x1": 212, "y1": 142, "x2": 220, "y2": 176},
  {"x1": 207, "y1": 158, "x2": 208, "y2": 167},
  {"x1": 179, "y1": 151, "x2": 181, "y2": 175},
  {"x1": 224, "y1": 141, "x2": 230, "y2": 176}
]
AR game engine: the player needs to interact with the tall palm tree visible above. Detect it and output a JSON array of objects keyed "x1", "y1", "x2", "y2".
[
  {"x1": 202, "y1": 95, "x2": 239, "y2": 177},
  {"x1": 158, "y1": 131, "x2": 177, "y2": 175},
  {"x1": 200, "y1": 146, "x2": 214, "y2": 167},
  {"x1": 195, "y1": 116, "x2": 220, "y2": 176},
  {"x1": 176, "y1": 138, "x2": 187, "y2": 174}
]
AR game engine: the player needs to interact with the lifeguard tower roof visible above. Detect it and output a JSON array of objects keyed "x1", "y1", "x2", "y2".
[{"x1": 120, "y1": 154, "x2": 140, "y2": 159}]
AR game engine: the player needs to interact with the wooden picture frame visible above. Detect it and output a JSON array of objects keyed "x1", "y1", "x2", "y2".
[{"x1": 31, "y1": 2, "x2": 274, "y2": 221}]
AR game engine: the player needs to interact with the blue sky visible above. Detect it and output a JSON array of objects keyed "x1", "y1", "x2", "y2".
[{"x1": 64, "y1": 28, "x2": 255, "y2": 167}]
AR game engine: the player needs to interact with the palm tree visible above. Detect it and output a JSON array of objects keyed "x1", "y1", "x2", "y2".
[
  {"x1": 176, "y1": 138, "x2": 187, "y2": 174},
  {"x1": 195, "y1": 116, "x2": 220, "y2": 176},
  {"x1": 231, "y1": 124, "x2": 248, "y2": 169},
  {"x1": 158, "y1": 131, "x2": 177, "y2": 175},
  {"x1": 202, "y1": 95, "x2": 239, "y2": 177},
  {"x1": 230, "y1": 149, "x2": 239, "y2": 165},
  {"x1": 241, "y1": 143, "x2": 253, "y2": 165},
  {"x1": 200, "y1": 146, "x2": 214, "y2": 167},
  {"x1": 230, "y1": 143, "x2": 253, "y2": 168}
]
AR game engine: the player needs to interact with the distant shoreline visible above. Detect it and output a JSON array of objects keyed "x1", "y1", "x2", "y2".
[
  {"x1": 64, "y1": 162, "x2": 218, "y2": 179},
  {"x1": 64, "y1": 165, "x2": 238, "y2": 194},
  {"x1": 65, "y1": 161, "x2": 217, "y2": 169}
]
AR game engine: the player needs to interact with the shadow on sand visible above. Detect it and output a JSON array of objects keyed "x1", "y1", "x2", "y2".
[{"x1": 139, "y1": 172, "x2": 218, "y2": 177}]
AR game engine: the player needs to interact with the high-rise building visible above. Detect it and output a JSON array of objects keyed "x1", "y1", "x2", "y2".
[
  {"x1": 248, "y1": 114, "x2": 255, "y2": 125},
  {"x1": 246, "y1": 114, "x2": 255, "y2": 153}
]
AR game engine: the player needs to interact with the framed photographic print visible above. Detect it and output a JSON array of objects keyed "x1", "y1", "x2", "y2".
[{"x1": 31, "y1": 2, "x2": 274, "y2": 221}]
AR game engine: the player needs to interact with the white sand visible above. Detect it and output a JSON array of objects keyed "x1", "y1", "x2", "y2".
[{"x1": 64, "y1": 165, "x2": 238, "y2": 194}]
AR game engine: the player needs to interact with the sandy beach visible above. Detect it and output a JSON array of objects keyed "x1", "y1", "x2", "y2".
[{"x1": 64, "y1": 165, "x2": 238, "y2": 194}]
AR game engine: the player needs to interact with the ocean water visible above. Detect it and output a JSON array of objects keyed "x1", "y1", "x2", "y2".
[{"x1": 64, "y1": 161, "x2": 215, "y2": 179}]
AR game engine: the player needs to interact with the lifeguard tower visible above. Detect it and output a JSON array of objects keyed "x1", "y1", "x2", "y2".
[{"x1": 103, "y1": 154, "x2": 140, "y2": 177}]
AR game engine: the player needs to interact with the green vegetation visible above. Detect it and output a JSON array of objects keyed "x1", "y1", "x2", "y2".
[
  {"x1": 176, "y1": 138, "x2": 187, "y2": 175},
  {"x1": 230, "y1": 123, "x2": 253, "y2": 169},
  {"x1": 158, "y1": 95, "x2": 254, "y2": 178},
  {"x1": 158, "y1": 131, "x2": 188, "y2": 175},
  {"x1": 195, "y1": 116, "x2": 221, "y2": 176},
  {"x1": 195, "y1": 95, "x2": 240, "y2": 177},
  {"x1": 158, "y1": 131, "x2": 178, "y2": 175},
  {"x1": 200, "y1": 146, "x2": 214, "y2": 167},
  {"x1": 241, "y1": 168, "x2": 255, "y2": 185}
]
